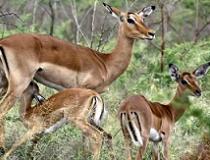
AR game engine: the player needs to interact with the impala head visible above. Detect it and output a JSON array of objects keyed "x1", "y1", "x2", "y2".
[
  {"x1": 103, "y1": 3, "x2": 156, "y2": 40},
  {"x1": 169, "y1": 62, "x2": 210, "y2": 97},
  {"x1": 24, "y1": 82, "x2": 45, "y2": 104}
]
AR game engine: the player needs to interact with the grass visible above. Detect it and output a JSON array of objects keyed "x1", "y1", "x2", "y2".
[{"x1": 3, "y1": 81, "x2": 210, "y2": 160}]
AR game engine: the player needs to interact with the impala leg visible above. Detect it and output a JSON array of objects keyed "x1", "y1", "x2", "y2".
[
  {"x1": 73, "y1": 119, "x2": 103, "y2": 160},
  {"x1": 2, "y1": 126, "x2": 40, "y2": 159},
  {"x1": 82, "y1": 135, "x2": 90, "y2": 157},
  {"x1": 152, "y1": 142, "x2": 160, "y2": 160},
  {"x1": 0, "y1": 91, "x2": 19, "y2": 154},
  {"x1": 91, "y1": 124, "x2": 114, "y2": 159},
  {"x1": 0, "y1": 74, "x2": 35, "y2": 151},
  {"x1": 121, "y1": 126, "x2": 132, "y2": 160},
  {"x1": 26, "y1": 132, "x2": 44, "y2": 159},
  {"x1": 135, "y1": 137, "x2": 148, "y2": 160},
  {"x1": 162, "y1": 138, "x2": 169, "y2": 160},
  {"x1": 0, "y1": 121, "x2": 5, "y2": 156}
]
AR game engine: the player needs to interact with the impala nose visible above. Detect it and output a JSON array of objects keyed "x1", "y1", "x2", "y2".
[
  {"x1": 194, "y1": 90, "x2": 201, "y2": 97},
  {"x1": 148, "y1": 32, "x2": 155, "y2": 39}
]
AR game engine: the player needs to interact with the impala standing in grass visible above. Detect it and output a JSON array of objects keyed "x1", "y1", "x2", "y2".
[
  {"x1": 1, "y1": 82, "x2": 111, "y2": 160},
  {"x1": 0, "y1": 3, "x2": 156, "y2": 152},
  {"x1": 118, "y1": 62, "x2": 210, "y2": 160}
]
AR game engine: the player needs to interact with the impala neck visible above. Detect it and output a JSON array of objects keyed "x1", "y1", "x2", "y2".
[
  {"x1": 169, "y1": 85, "x2": 191, "y2": 121},
  {"x1": 102, "y1": 26, "x2": 134, "y2": 83}
]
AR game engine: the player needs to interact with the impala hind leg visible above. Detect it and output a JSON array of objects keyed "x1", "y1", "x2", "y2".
[
  {"x1": 91, "y1": 123, "x2": 114, "y2": 159},
  {"x1": 73, "y1": 119, "x2": 104, "y2": 160},
  {"x1": 121, "y1": 125, "x2": 132, "y2": 160},
  {"x1": 120, "y1": 114, "x2": 132, "y2": 160},
  {"x1": 2, "y1": 125, "x2": 40, "y2": 160},
  {"x1": 135, "y1": 127, "x2": 150, "y2": 160},
  {"x1": 0, "y1": 74, "x2": 36, "y2": 151},
  {"x1": 152, "y1": 143, "x2": 160, "y2": 160},
  {"x1": 135, "y1": 137, "x2": 149, "y2": 160},
  {"x1": 162, "y1": 138, "x2": 169, "y2": 160}
]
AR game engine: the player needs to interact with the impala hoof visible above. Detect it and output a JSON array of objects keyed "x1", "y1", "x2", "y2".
[{"x1": 0, "y1": 147, "x2": 5, "y2": 157}]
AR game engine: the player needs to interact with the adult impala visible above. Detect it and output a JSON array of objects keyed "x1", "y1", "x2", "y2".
[
  {"x1": 1, "y1": 82, "x2": 111, "y2": 160},
  {"x1": 118, "y1": 62, "x2": 210, "y2": 160},
  {"x1": 0, "y1": 3, "x2": 156, "y2": 150}
]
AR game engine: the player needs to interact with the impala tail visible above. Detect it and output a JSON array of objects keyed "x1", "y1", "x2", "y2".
[
  {"x1": 0, "y1": 46, "x2": 9, "y2": 77},
  {"x1": 89, "y1": 96, "x2": 107, "y2": 127},
  {"x1": 120, "y1": 111, "x2": 143, "y2": 146}
]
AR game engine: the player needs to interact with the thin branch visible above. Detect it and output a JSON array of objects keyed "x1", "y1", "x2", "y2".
[
  {"x1": 168, "y1": 22, "x2": 184, "y2": 41},
  {"x1": 32, "y1": 0, "x2": 39, "y2": 26},
  {"x1": 40, "y1": 6, "x2": 51, "y2": 16},
  {"x1": 160, "y1": 3, "x2": 165, "y2": 72},
  {"x1": 79, "y1": 7, "x2": 93, "y2": 27},
  {"x1": 0, "y1": 11, "x2": 23, "y2": 22},
  {"x1": 90, "y1": 0, "x2": 97, "y2": 48},
  {"x1": 59, "y1": 1, "x2": 69, "y2": 18},
  {"x1": 194, "y1": 0, "x2": 199, "y2": 38},
  {"x1": 0, "y1": 22, "x2": 18, "y2": 28},
  {"x1": 96, "y1": 14, "x2": 108, "y2": 51},
  {"x1": 49, "y1": 0, "x2": 55, "y2": 36},
  {"x1": 100, "y1": 23, "x2": 118, "y2": 52},
  {"x1": 194, "y1": 21, "x2": 210, "y2": 43},
  {"x1": 149, "y1": 42, "x2": 161, "y2": 51},
  {"x1": 70, "y1": 0, "x2": 89, "y2": 46},
  {"x1": 129, "y1": 0, "x2": 138, "y2": 10}
]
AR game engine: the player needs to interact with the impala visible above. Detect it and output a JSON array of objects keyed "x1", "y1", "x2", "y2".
[
  {"x1": 118, "y1": 62, "x2": 210, "y2": 160},
  {"x1": 0, "y1": 82, "x2": 111, "y2": 160},
  {"x1": 0, "y1": 3, "x2": 156, "y2": 151}
]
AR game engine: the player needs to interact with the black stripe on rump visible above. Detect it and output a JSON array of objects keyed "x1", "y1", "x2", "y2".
[
  {"x1": 0, "y1": 46, "x2": 9, "y2": 74},
  {"x1": 133, "y1": 112, "x2": 141, "y2": 131},
  {"x1": 127, "y1": 112, "x2": 138, "y2": 142},
  {"x1": 99, "y1": 97, "x2": 104, "y2": 121}
]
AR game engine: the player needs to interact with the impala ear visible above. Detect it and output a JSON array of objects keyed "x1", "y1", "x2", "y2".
[
  {"x1": 138, "y1": 5, "x2": 156, "y2": 18},
  {"x1": 169, "y1": 63, "x2": 180, "y2": 81},
  {"x1": 103, "y1": 2, "x2": 121, "y2": 19},
  {"x1": 193, "y1": 62, "x2": 210, "y2": 79}
]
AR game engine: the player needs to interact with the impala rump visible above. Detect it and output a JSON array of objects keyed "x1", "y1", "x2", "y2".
[
  {"x1": 121, "y1": 112, "x2": 143, "y2": 147},
  {"x1": 88, "y1": 96, "x2": 107, "y2": 127}
]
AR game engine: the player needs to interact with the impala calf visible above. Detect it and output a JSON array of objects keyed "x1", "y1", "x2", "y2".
[
  {"x1": 0, "y1": 3, "x2": 156, "y2": 150},
  {"x1": 1, "y1": 82, "x2": 111, "y2": 160},
  {"x1": 118, "y1": 62, "x2": 210, "y2": 160}
]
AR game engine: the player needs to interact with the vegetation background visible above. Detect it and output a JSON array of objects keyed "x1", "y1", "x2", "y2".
[{"x1": 0, "y1": 0, "x2": 210, "y2": 159}]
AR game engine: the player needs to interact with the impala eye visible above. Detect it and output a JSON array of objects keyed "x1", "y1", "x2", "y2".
[
  {"x1": 181, "y1": 79, "x2": 188, "y2": 85},
  {"x1": 127, "y1": 18, "x2": 135, "y2": 24}
]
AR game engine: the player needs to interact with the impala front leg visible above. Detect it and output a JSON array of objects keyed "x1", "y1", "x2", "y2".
[
  {"x1": 0, "y1": 121, "x2": 5, "y2": 156},
  {"x1": 0, "y1": 74, "x2": 35, "y2": 150},
  {"x1": 0, "y1": 91, "x2": 19, "y2": 154}
]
